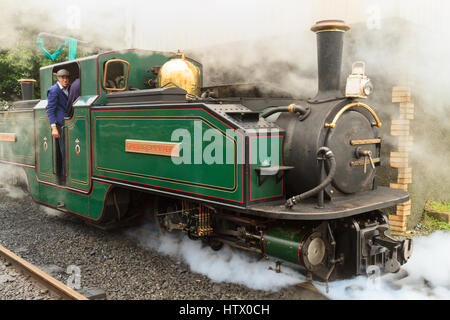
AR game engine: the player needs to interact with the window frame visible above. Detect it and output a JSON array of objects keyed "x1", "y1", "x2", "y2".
[{"x1": 102, "y1": 59, "x2": 131, "y2": 92}]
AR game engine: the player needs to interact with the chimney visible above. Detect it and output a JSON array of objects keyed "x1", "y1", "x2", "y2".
[
  {"x1": 18, "y1": 79, "x2": 36, "y2": 100},
  {"x1": 310, "y1": 20, "x2": 350, "y2": 101}
]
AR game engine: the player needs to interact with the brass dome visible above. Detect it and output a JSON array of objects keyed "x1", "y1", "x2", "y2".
[{"x1": 157, "y1": 53, "x2": 201, "y2": 96}]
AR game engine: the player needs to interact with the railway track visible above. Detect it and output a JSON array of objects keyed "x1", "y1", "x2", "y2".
[{"x1": 0, "y1": 245, "x2": 88, "y2": 300}]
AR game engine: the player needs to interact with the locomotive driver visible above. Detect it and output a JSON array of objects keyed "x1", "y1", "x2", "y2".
[{"x1": 46, "y1": 69, "x2": 71, "y2": 184}]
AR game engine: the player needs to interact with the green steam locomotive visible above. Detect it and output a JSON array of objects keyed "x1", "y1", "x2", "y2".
[{"x1": 0, "y1": 20, "x2": 412, "y2": 281}]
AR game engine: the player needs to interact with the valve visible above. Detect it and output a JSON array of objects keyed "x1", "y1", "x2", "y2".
[{"x1": 355, "y1": 147, "x2": 375, "y2": 174}]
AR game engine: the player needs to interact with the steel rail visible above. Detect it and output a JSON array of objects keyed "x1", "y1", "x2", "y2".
[{"x1": 0, "y1": 245, "x2": 88, "y2": 300}]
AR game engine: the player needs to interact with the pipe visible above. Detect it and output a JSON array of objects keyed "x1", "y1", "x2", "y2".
[
  {"x1": 285, "y1": 147, "x2": 336, "y2": 209},
  {"x1": 261, "y1": 104, "x2": 310, "y2": 119}
]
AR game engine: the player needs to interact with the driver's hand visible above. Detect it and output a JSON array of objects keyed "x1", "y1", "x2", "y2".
[{"x1": 51, "y1": 126, "x2": 60, "y2": 138}]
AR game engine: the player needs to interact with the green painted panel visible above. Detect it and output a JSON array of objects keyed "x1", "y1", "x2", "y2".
[
  {"x1": 35, "y1": 108, "x2": 56, "y2": 183},
  {"x1": 40, "y1": 68, "x2": 53, "y2": 99},
  {"x1": 92, "y1": 108, "x2": 244, "y2": 203},
  {"x1": 80, "y1": 59, "x2": 98, "y2": 96},
  {"x1": 25, "y1": 167, "x2": 110, "y2": 220},
  {"x1": 66, "y1": 106, "x2": 91, "y2": 191},
  {"x1": 0, "y1": 112, "x2": 35, "y2": 165},
  {"x1": 249, "y1": 135, "x2": 283, "y2": 201}
]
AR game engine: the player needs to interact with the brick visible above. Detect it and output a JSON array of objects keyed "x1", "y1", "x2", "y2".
[
  {"x1": 397, "y1": 200, "x2": 411, "y2": 207},
  {"x1": 397, "y1": 172, "x2": 413, "y2": 179},
  {"x1": 391, "y1": 123, "x2": 410, "y2": 130},
  {"x1": 396, "y1": 205, "x2": 411, "y2": 212},
  {"x1": 400, "y1": 113, "x2": 414, "y2": 120},
  {"x1": 391, "y1": 162, "x2": 409, "y2": 168},
  {"x1": 396, "y1": 208, "x2": 411, "y2": 216},
  {"x1": 399, "y1": 107, "x2": 415, "y2": 114},
  {"x1": 390, "y1": 183, "x2": 408, "y2": 191},
  {"x1": 392, "y1": 96, "x2": 411, "y2": 103},
  {"x1": 389, "y1": 214, "x2": 408, "y2": 222},
  {"x1": 398, "y1": 168, "x2": 412, "y2": 175},
  {"x1": 399, "y1": 102, "x2": 414, "y2": 113},
  {"x1": 392, "y1": 91, "x2": 411, "y2": 97},
  {"x1": 390, "y1": 157, "x2": 408, "y2": 163},
  {"x1": 392, "y1": 93, "x2": 411, "y2": 99},
  {"x1": 397, "y1": 177, "x2": 412, "y2": 184},
  {"x1": 390, "y1": 225, "x2": 407, "y2": 232},
  {"x1": 392, "y1": 86, "x2": 411, "y2": 94},
  {"x1": 399, "y1": 102, "x2": 414, "y2": 109},
  {"x1": 390, "y1": 220, "x2": 407, "y2": 227},
  {"x1": 397, "y1": 211, "x2": 411, "y2": 217},
  {"x1": 397, "y1": 202, "x2": 411, "y2": 208},
  {"x1": 397, "y1": 201, "x2": 411, "y2": 208},
  {"x1": 391, "y1": 152, "x2": 409, "y2": 158},
  {"x1": 391, "y1": 130, "x2": 410, "y2": 136},
  {"x1": 392, "y1": 120, "x2": 410, "y2": 125}
]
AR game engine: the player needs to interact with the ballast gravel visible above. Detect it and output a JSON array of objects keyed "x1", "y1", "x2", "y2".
[
  {"x1": 0, "y1": 184, "x2": 324, "y2": 300},
  {"x1": 0, "y1": 255, "x2": 55, "y2": 300}
]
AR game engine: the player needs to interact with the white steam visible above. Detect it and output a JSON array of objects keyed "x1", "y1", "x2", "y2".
[
  {"x1": 0, "y1": 164, "x2": 27, "y2": 199},
  {"x1": 317, "y1": 231, "x2": 450, "y2": 300},
  {"x1": 40, "y1": 206, "x2": 64, "y2": 217},
  {"x1": 127, "y1": 218, "x2": 450, "y2": 298},
  {"x1": 126, "y1": 222, "x2": 304, "y2": 292}
]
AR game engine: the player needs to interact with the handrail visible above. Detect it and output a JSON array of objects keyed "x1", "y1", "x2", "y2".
[{"x1": 324, "y1": 102, "x2": 382, "y2": 129}]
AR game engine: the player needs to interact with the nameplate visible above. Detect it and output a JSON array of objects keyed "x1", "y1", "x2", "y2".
[
  {"x1": 0, "y1": 133, "x2": 16, "y2": 142},
  {"x1": 125, "y1": 139, "x2": 180, "y2": 157}
]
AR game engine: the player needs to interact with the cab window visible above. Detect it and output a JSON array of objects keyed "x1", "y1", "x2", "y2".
[{"x1": 103, "y1": 59, "x2": 130, "y2": 92}]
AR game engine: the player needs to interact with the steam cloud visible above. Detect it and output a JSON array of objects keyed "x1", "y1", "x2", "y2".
[
  {"x1": 0, "y1": 164, "x2": 27, "y2": 199},
  {"x1": 318, "y1": 231, "x2": 450, "y2": 299},
  {"x1": 126, "y1": 221, "x2": 305, "y2": 292},
  {"x1": 127, "y1": 218, "x2": 450, "y2": 297}
]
